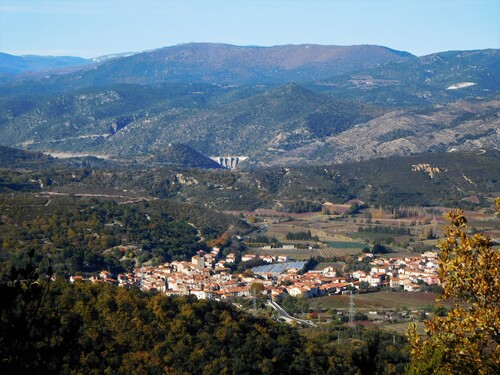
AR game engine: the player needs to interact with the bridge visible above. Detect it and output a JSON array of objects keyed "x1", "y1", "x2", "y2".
[{"x1": 210, "y1": 156, "x2": 248, "y2": 170}]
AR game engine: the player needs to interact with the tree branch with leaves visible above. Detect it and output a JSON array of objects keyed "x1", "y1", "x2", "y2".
[{"x1": 408, "y1": 203, "x2": 500, "y2": 374}]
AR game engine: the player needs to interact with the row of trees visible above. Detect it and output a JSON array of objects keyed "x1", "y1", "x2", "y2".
[
  {"x1": 285, "y1": 230, "x2": 319, "y2": 241},
  {"x1": 358, "y1": 225, "x2": 411, "y2": 235}
]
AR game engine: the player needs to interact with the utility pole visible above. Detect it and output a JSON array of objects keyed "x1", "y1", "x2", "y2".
[{"x1": 348, "y1": 290, "x2": 356, "y2": 329}]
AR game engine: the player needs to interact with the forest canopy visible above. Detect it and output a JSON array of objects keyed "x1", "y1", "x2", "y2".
[{"x1": 1, "y1": 255, "x2": 410, "y2": 374}]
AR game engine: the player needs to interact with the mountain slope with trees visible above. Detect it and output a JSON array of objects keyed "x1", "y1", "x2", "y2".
[
  {"x1": 311, "y1": 49, "x2": 500, "y2": 106},
  {"x1": 1, "y1": 254, "x2": 411, "y2": 374},
  {"x1": 0, "y1": 45, "x2": 498, "y2": 166}
]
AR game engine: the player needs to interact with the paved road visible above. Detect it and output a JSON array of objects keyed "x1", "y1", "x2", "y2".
[{"x1": 268, "y1": 300, "x2": 316, "y2": 327}]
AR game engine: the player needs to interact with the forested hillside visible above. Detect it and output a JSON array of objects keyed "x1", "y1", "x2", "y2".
[
  {"x1": 0, "y1": 194, "x2": 248, "y2": 276},
  {"x1": 1, "y1": 150, "x2": 498, "y2": 213},
  {"x1": 1, "y1": 261, "x2": 410, "y2": 374},
  {"x1": 0, "y1": 45, "x2": 497, "y2": 165}
]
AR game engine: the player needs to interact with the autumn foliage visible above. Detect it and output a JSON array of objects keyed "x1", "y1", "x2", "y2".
[{"x1": 408, "y1": 206, "x2": 500, "y2": 374}]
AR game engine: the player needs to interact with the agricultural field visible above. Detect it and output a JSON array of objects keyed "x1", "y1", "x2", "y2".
[
  {"x1": 309, "y1": 291, "x2": 455, "y2": 335},
  {"x1": 310, "y1": 291, "x2": 446, "y2": 311},
  {"x1": 467, "y1": 214, "x2": 500, "y2": 242},
  {"x1": 246, "y1": 246, "x2": 363, "y2": 259},
  {"x1": 240, "y1": 204, "x2": 499, "y2": 260},
  {"x1": 318, "y1": 247, "x2": 363, "y2": 258},
  {"x1": 378, "y1": 322, "x2": 427, "y2": 336},
  {"x1": 325, "y1": 241, "x2": 366, "y2": 249}
]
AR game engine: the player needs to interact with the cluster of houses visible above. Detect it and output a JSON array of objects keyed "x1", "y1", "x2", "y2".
[
  {"x1": 69, "y1": 249, "x2": 441, "y2": 301},
  {"x1": 353, "y1": 251, "x2": 440, "y2": 292}
]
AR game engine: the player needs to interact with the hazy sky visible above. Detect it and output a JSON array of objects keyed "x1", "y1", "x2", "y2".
[{"x1": 1, "y1": 0, "x2": 499, "y2": 58}]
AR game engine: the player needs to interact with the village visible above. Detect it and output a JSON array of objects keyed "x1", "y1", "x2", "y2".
[{"x1": 70, "y1": 247, "x2": 441, "y2": 303}]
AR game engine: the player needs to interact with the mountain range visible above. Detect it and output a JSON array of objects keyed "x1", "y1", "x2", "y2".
[
  {"x1": 0, "y1": 43, "x2": 498, "y2": 167},
  {"x1": 0, "y1": 43, "x2": 412, "y2": 84},
  {"x1": 0, "y1": 53, "x2": 90, "y2": 76}
]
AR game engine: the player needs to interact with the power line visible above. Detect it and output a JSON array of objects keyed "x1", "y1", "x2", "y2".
[{"x1": 348, "y1": 290, "x2": 356, "y2": 329}]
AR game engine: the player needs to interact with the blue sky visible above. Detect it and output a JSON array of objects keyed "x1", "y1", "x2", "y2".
[{"x1": 1, "y1": 0, "x2": 498, "y2": 58}]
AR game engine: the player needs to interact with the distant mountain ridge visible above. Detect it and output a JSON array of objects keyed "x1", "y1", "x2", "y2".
[
  {"x1": 0, "y1": 83, "x2": 381, "y2": 160},
  {"x1": 0, "y1": 43, "x2": 415, "y2": 88},
  {"x1": 0, "y1": 43, "x2": 498, "y2": 167},
  {"x1": 100, "y1": 43, "x2": 413, "y2": 84},
  {"x1": 0, "y1": 52, "x2": 90, "y2": 75},
  {"x1": 310, "y1": 49, "x2": 500, "y2": 106}
]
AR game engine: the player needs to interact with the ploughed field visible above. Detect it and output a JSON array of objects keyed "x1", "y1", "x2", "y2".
[{"x1": 310, "y1": 291, "x2": 445, "y2": 311}]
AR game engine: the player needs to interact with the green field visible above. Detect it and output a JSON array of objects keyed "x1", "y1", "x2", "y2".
[
  {"x1": 350, "y1": 232, "x2": 400, "y2": 242},
  {"x1": 325, "y1": 241, "x2": 366, "y2": 249}
]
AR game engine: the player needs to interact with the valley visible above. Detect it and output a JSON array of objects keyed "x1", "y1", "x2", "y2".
[{"x1": 1, "y1": 41, "x2": 498, "y2": 374}]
